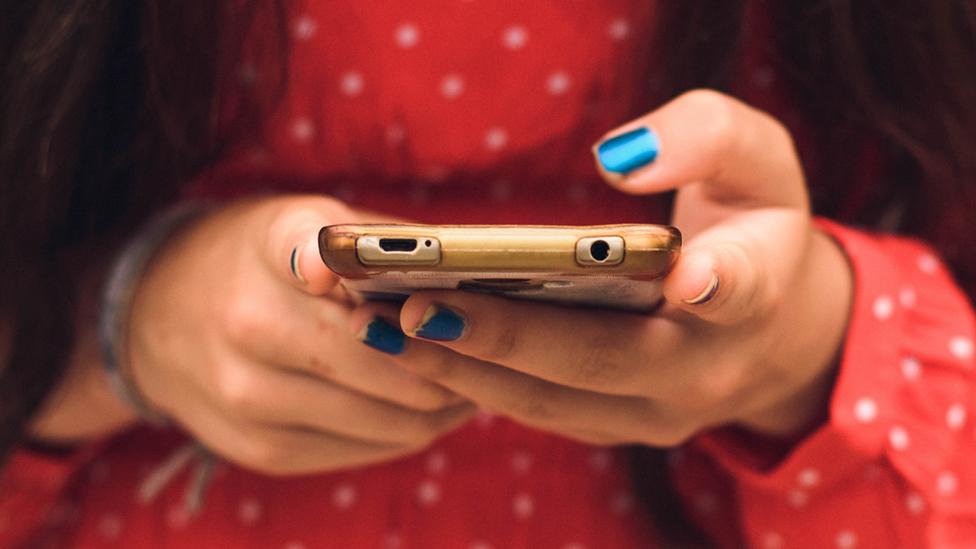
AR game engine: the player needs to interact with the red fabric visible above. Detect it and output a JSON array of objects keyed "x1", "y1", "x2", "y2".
[{"x1": 3, "y1": 2, "x2": 975, "y2": 547}]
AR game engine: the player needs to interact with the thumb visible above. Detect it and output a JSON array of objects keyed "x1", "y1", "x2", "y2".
[
  {"x1": 661, "y1": 240, "x2": 771, "y2": 325},
  {"x1": 262, "y1": 196, "x2": 355, "y2": 295}
]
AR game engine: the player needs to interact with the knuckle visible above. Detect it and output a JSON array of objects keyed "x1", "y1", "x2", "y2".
[
  {"x1": 479, "y1": 322, "x2": 521, "y2": 364},
  {"x1": 693, "y1": 365, "x2": 744, "y2": 407},
  {"x1": 412, "y1": 388, "x2": 460, "y2": 413},
  {"x1": 408, "y1": 351, "x2": 456, "y2": 382},
  {"x1": 506, "y1": 389, "x2": 554, "y2": 422},
  {"x1": 239, "y1": 436, "x2": 290, "y2": 474},
  {"x1": 394, "y1": 413, "x2": 443, "y2": 446},
  {"x1": 683, "y1": 89, "x2": 738, "y2": 157},
  {"x1": 216, "y1": 368, "x2": 260, "y2": 413},
  {"x1": 222, "y1": 297, "x2": 267, "y2": 346}
]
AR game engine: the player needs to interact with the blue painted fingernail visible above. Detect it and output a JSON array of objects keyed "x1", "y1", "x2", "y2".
[
  {"x1": 414, "y1": 305, "x2": 466, "y2": 341},
  {"x1": 596, "y1": 127, "x2": 659, "y2": 174},
  {"x1": 359, "y1": 318, "x2": 406, "y2": 355}
]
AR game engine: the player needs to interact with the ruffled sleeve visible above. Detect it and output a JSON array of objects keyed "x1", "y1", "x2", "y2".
[{"x1": 679, "y1": 218, "x2": 976, "y2": 548}]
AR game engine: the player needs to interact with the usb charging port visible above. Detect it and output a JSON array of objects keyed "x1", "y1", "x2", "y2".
[{"x1": 379, "y1": 238, "x2": 418, "y2": 252}]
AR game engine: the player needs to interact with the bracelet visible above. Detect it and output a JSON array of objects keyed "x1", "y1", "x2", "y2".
[{"x1": 98, "y1": 202, "x2": 210, "y2": 424}]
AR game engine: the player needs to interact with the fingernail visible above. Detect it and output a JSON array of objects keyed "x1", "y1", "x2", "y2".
[
  {"x1": 683, "y1": 273, "x2": 719, "y2": 305},
  {"x1": 290, "y1": 245, "x2": 306, "y2": 283},
  {"x1": 595, "y1": 127, "x2": 659, "y2": 174},
  {"x1": 413, "y1": 305, "x2": 466, "y2": 341},
  {"x1": 358, "y1": 318, "x2": 406, "y2": 355}
]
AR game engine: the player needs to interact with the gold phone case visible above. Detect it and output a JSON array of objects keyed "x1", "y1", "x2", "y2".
[{"x1": 318, "y1": 224, "x2": 681, "y2": 311}]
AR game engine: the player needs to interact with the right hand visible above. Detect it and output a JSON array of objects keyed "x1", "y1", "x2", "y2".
[{"x1": 127, "y1": 196, "x2": 475, "y2": 475}]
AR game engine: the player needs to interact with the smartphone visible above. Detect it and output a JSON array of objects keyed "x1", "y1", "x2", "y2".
[{"x1": 318, "y1": 223, "x2": 681, "y2": 311}]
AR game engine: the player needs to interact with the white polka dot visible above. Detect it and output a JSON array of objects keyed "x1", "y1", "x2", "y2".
[
  {"x1": 761, "y1": 531, "x2": 784, "y2": 549},
  {"x1": 905, "y1": 491, "x2": 926, "y2": 515},
  {"x1": 917, "y1": 254, "x2": 939, "y2": 274},
  {"x1": 589, "y1": 449, "x2": 612, "y2": 472},
  {"x1": 292, "y1": 16, "x2": 317, "y2": 41},
  {"x1": 836, "y1": 529, "x2": 858, "y2": 548},
  {"x1": 386, "y1": 124, "x2": 406, "y2": 146},
  {"x1": 469, "y1": 542, "x2": 493, "y2": 549},
  {"x1": 901, "y1": 356, "x2": 921, "y2": 381},
  {"x1": 512, "y1": 492, "x2": 535, "y2": 519},
  {"x1": 98, "y1": 513, "x2": 122, "y2": 540},
  {"x1": 284, "y1": 542, "x2": 308, "y2": 549},
  {"x1": 898, "y1": 287, "x2": 917, "y2": 308},
  {"x1": 440, "y1": 74, "x2": 465, "y2": 99},
  {"x1": 332, "y1": 482, "x2": 358, "y2": 509},
  {"x1": 788, "y1": 489, "x2": 809, "y2": 508},
  {"x1": 484, "y1": 127, "x2": 508, "y2": 151},
  {"x1": 694, "y1": 492, "x2": 718, "y2": 514},
  {"x1": 608, "y1": 18, "x2": 630, "y2": 40},
  {"x1": 340, "y1": 71, "x2": 365, "y2": 96},
  {"x1": 417, "y1": 479, "x2": 441, "y2": 506},
  {"x1": 797, "y1": 467, "x2": 821, "y2": 488},
  {"x1": 610, "y1": 491, "x2": 634, "y2": 515},
  {"x1": 394, "y1": 23, "x2": 420, "y2": 48},
  {"x1": 511, "y1": 450, "x2": 532, "y2": 474},
  {"x1": 853, "y1": 397, "x2": 879, "y2": 423},
  {"x1": 946, "y1": 403, "x2": 967, "y2": 430},
  {"x1": 751, "y1": 66, "x2": 775, "y2": 89},
  {"x1": 501, "y1": 25, "x2": 528, "y2": 50},
  {"x1": 425, "y1": 450, "x2": 448, "y2": 475},
  {"x1": 238, "y1": 498, "x2": 262, "y2": 524},
  {"x1": 873, "y1": 295, "x2": 895, "y2": 320},
  {"x1": 949, "y1": 336, "x2": 974, "y2": 361},
  {"x1": 936, "y1": 471, "x2": 958, "y2": 496},
  {"x1": 240, "y1": 63, "x2": 258, "y2": 85},
  {"x1": 290, "y1": 117, "x2": 315, "y2": 142},
  {"x1": 546, "y1": 72, "x2": 571, "y2": 95},
  {"x1": 889, "y1": 425, "x2": 910, "y2": 450}
]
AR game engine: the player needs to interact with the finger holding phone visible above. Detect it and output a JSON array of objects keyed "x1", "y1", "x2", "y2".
[
  {"x1": 125, "y1": 197, "x2": 473, "y2": 475},
  {"x1": 351, "y1": 90, "x2": 853, "y2": 444}
]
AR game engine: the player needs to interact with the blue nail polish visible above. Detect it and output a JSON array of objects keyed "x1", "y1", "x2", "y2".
[
  {"x1": 361, "y1": 318, "x2": 406, "y2": 355},
  {"x1": 596, "y1": 127, "x2": 659, "y2": 174},
  {"x1": 414, "y1": 306, "x2": 465, "y2": 341}
]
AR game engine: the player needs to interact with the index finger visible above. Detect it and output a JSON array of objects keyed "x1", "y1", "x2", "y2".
[
  {"x1": 398, "y1": 291, "x2": 684, "y2": 396},
  {"x1": 593, "y1": 89, "x2": 807, "y2": 209}
]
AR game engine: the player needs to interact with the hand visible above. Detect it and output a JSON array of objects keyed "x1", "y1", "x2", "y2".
[
  {"x1": 351, "y1": 90, "x2": 852, "y2": 446},
  {"x1": 128, "y1": 196, "x2": 474, "y2": 475}
]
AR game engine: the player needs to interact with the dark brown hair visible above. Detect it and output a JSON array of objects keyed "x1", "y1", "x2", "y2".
[{"x1": 2, "y1": 0, "x2": 975, "y2": 544}]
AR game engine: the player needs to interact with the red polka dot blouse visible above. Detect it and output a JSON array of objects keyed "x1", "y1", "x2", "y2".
[{"x1": 2, "y1": 2, "x2": 974, "y2": 548}]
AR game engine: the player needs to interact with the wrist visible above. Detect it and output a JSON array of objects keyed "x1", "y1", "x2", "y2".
[{"x1": 741, "y1": 228, "x2": 853, "y2": 437}]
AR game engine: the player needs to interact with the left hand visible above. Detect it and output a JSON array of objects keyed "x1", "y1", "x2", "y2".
[{"x1": 351, "y1": 90, "x2": 853, "y2": 446}]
